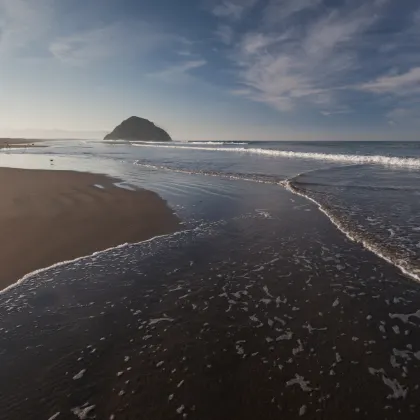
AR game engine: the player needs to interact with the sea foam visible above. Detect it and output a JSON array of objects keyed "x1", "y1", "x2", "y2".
[{"x1": 132, "y1": 144, "x2": 420, "y2": 169}]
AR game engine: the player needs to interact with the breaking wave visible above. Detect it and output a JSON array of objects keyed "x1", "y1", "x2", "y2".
[
  {"x1": 282, "y1": 177, "x2": 420, "y2": 282},
  {"x1": 132, "y1": 143, "x2": 420, "y2": 169},
  {"x1": 186, "y1": 141, "x2": 249, "y2": 145}
]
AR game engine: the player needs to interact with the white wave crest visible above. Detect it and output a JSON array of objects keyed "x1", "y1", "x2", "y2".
[
  {"x1": 282, "y1": 179, "x2": 420, "y2": 282},
  {"x1": 132, "y1": 144, "x2": 420, "y2": 168},
  {"x1": 187, "y1": 141, "x2": 248, "y2": 145}
]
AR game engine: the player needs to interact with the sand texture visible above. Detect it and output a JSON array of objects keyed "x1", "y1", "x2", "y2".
[{"x1": 0, "y1": 168, "x2": 179, "y2": 289}]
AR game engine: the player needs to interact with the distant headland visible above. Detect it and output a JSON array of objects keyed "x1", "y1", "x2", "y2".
[{"x1": 104, "y1": 116, "x2": 172, "y2": 141}]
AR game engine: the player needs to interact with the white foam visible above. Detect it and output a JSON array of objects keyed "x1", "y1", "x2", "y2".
[
  {"x1": 149, "y1": 317, "x2": 174, "y2": 325},
  {"x1": 133, "y1": 161, "x2": 275, "y2": 185},
  {"x1": 389, "y1": 310, "x2": 420, "y2": 324},
  {"x1": 282, "y1": 180, "x2": 420, "y2": 282},
  {"x1": 73, "y1": 369, "x2": 86, "y2": 380},
  {"x1": 256, "y1": 209, "x2": 272, "y2": 219},
  {"x1": 286, "y1": 374, "x2": 315, "y2": 392},
  {"x1": 277, "y1": 331, "x2": 293, "y2": 341},
  {"x1": 71, "y1": 405, "x2": 95, "y2": 419},
  {"x1": 299, "y1": 405, "x2": 307, "y2": 416},
  {"x1": 368, "y1": 368, "x2": 407, "y2": 399},
  {"x1": 113, "y1": 182, "x2": 136, "y2": 191},
  {"x1": 132, "y1": 143, "x2": 420, "y2": 169},
  {"x1": 176, "y1": 405, "x2": 185, "y2": 414},
  {"x1": 0, "y1": 230, "x2": 189, "y2": 297}
]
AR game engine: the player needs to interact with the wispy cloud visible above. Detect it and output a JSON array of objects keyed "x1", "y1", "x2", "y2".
[
  {"x1": 239, "y1": 32, "x2": 290, "y2": 55},
  {"x1": 0, "y1": 0, "x2": 53, "y2": 54},
  {"x1": 212, "y1": 2, "x2": 243, "y2": 20},
  {"x1": 303, "y1": 8, "x2": 375, "y2": 59},
  {"x1": 49, "y1": 21, "x2": 183, "y2": 66},
  {"x1": 150, "y1": 59, "x2": 207, "y2": 83},
  {"x1": 263, "y1": 0, "x2": 322, "y2": 24},
  {"x1": 211, "y1": 0, "x2": 258, "y2": 20},
  {"x1": 4, "y1": 0, "x2": 420, "y2": 138},
  {"x1": 230, "y1": 2, "x2": 382, "y2": 112},
  {"x1": 215, "y1": 25, "x2": 234, "y2": 44},
  {"x1": 50, "y1": 25, "x2": 118, "y2": 66},
  {"x1": 357, "y1": 67, "x2": 420, "y2": 95},
  {"x1": 386, "y1": 106, "x2": 420, "y2": 128},
  {"x1": 213, "y1": 0, "x2": 398, "y2": 116}
]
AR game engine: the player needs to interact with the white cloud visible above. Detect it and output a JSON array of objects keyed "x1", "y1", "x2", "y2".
[
  {"x1": 385, "y1": 107, "x2": 420, "y2": 127},
  {"x1": 213, "y1": 2, "x2": 243, "y2": 20},
  {"x1": 237, "y1": 53, "x2": 308, "y2": 110},
  {"x1": 321, "y1": 107, "x2": 351, "y2": 117},
  {"x1": 387, "y1": 108, "x2": 413, "y2": 120},
  {"x1": 49, "y1": 22, "x2": 182, "y2": 66},
  {"x1": 230, "y1": 1, "x2": 385, "y2": 113},
  {"x1": 263, "y1": 0, "x2": 322, "y2": 23},
  {"x1": 357, "y1": 67, "x2": 420, "y2": 95},
  {"x1": 50, "y1": 26, "x2": 116, "y2": 65},
  {"x1": 215, "y1": 25, "x2": 234, "y2": 44},
  {"x1": 150, "y1": 60, "x2": 207, "y2": 84},
  {"x1": 211, "y1": 0, "x2": 258, "y2": 20},
  {"x1": 168, "y1": 60, "x2": 207, "y2": 73},
  {"x1": 303, "y1": 9, "x2": 375, "y2": 58},
  {"x1": 178, "y1": 50, "x2": 193, "y2": 56},
  {"x1": 240, "y1": 32, "x2": 289, "y2": 55},
  {"x1": 0, "y1": 0, "x2": 53, "y2": 54}
]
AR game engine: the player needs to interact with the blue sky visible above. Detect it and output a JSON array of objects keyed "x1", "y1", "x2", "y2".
[{"x1": 1, "y1": 0, "x2": 420, "y2": 140}]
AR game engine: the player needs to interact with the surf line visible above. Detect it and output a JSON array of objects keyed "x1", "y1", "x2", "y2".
[{"x1": 282, "y1": 177, "x2": 420, "y2": 283}]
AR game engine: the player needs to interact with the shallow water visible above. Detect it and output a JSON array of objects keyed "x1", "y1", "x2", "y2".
[
  {"x1": 1, "y1": 140, "x2": 420, "y2": 419},
  {"x1": 3, "y1": 140, "x2": 420, "y2": 279}
]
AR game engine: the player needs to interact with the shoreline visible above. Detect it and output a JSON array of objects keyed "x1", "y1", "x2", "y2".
[
  {"x1": 0, "y1": 230, "x2": 181, "y2": 296},
  {"x1": 0, "y1": 138, "x2": 46, "y2": 149},
  {"x1": 0, "y1": 167, "x2": 180, "y2": 290},
  {"x1": 2, "y1": 175, "x2": 420, "y2": 419},
  {"x1": 282, "y1": 178, "x2": 420, "y2": 282}
]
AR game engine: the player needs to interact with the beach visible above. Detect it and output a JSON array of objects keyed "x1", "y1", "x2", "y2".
[
  {"x1": 1, "y1": 141, "x2": 420, "y2": 420},
  {"x1": 0, "y1": 168, "x2": 179, "y2": 290},
  {"x1": 0, "y1": 138, "x2": 45, "y2": 149}
]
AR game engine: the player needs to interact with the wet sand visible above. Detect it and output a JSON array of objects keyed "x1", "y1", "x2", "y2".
[
  {"x1": 0, "y1": 168, "x2": 179, "y2": 289},
  {"x1": 1, "y1": 179, "x2": 420, "y2": 420},
  {"x1": 0, "y1": 138, "x2": 45, "y2": 149}
]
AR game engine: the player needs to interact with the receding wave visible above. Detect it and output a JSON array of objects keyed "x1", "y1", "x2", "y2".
[
  {"x1": 283, "y1": 177, "x2": 420, "y2": 282},
  {"x1": 132, "y1": 143, "x2": 420, "y2": 168},
  {"x1": 133, "y1": 160, "x2": 282, "y2": 184}
]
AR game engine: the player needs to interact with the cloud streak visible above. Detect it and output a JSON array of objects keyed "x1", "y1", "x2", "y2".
[
  {"x1": 49, "y1": 21, "x2": 186, "y2": 66},
  {"x1": 211, "y1": 0, "x2": 258, "y2": 20},
  {"x1": 230, "y1": 2, "x2": 382, "y2": 113},
  {"x1": 358, "y1": 67, "x2": 420, "y2": 95},
  {"x1": 151, "y1": 59, "x2": 207, "y2": 83},
  {"x1": 0, "y1": 0, "x2": 53, "y2": 54},
  {"x1": 206, "y1": 0, "x2": 420, "y2": 128},
  {"x1": 263, "y1": 0, "x2": 322, "y2": 24}
]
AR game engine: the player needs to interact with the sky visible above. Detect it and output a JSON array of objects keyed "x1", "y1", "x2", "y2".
[{"x1": 1, "y1": 0, "x2": 420, "y2": 140}]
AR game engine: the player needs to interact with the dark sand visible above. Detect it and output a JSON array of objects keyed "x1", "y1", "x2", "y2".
[
  {"x1": 0, "y1": 168, "x2": 179, "y2": 289},
  {"x1": 1, "y1": 180, "x2": 420, "y2": 420}
]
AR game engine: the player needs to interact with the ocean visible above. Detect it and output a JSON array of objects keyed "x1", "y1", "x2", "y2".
[
  {"x1": 6, "y1": 139, "x2": 420, "y2": 280},
  {"x1": 1, "y1": 140, "x2": 420, "y2": 419}
]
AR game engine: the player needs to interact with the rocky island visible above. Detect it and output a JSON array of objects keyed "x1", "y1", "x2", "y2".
[{"x1": 104, "y1": 116, "x2": 172, "y2": 141}]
